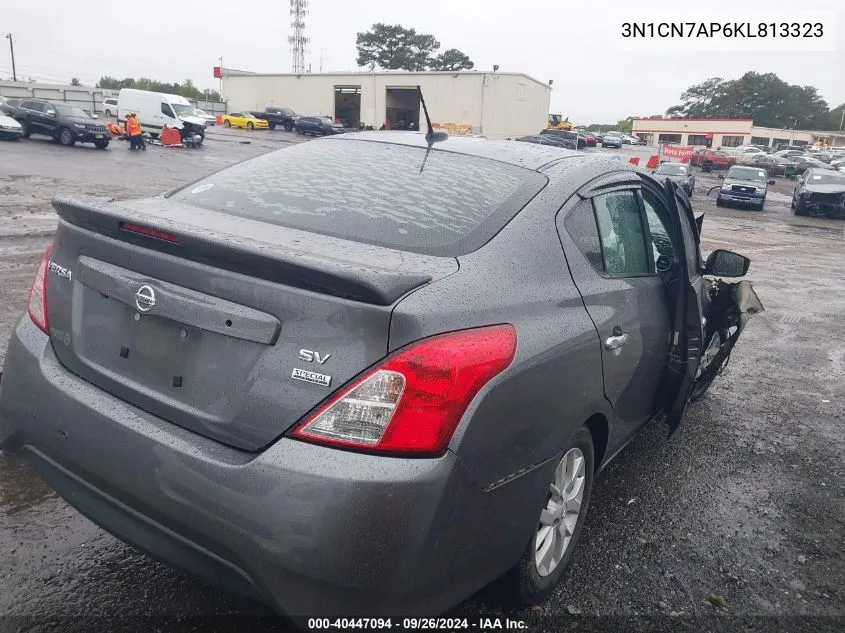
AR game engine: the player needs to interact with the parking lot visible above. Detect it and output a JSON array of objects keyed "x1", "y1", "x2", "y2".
[{"x1": 0, "y1": 129, "x2": 843, "y2": 631}]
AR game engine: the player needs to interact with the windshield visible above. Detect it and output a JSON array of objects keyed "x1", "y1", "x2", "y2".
[
  {"x1": 655, "y1": 164, "x2": 688, "y2": 176},
  {"x1": 172, "y1": 104, "x2": 195, "y2": 117},
  {"x1": 170, "y1": 139, "x2": 547, "y2": 257},
  {"x1": 727, "y1": 167, "x2": 767, "y2": 182},
  {"x1": 55, "y1": 105, "x2": 91, "y2": 118},
  {"x1": 807, "y1": 172, "x2": 845, "y2": 185},
  {"x1": 192, "y1": 109, "x2": 208, "y2": 116}
]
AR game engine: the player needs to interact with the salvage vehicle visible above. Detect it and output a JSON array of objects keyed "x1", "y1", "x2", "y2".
[
  {"x1": 791, "y1": 168, "x2": 845, "y2": 218},
  {"x1": 601, "y1": 131, "x2": 623, "y2": 148},
  {"x1": 690, "y1": 148, "x2": 735, "y2": 170},
  {"x1": 716, "y1": 165, "x2": 775, "y2": 210},
  {"x1": 786, "y1": 156, "x2": 837, "y2": 175},
  {"x1": 13, "y1": 100, "x2": 110, "y2": 149},
  {"x1": 251, "y1": 106, "x2": 298, "y2": 131},
  {"x1": 221, "y1": 112, "x2": 269, "y2": 130},
  {"x1": 516, "y1": 134, "x2": 576, "y2": 150},
  {"x1": 0, "y1": 113, "x2": 22, "y2": 140},
  {"x1": 0, "y1": 96, "x2": 21, "y2": 116},
  {"x1": 540, "y1": 128, "x2": 585, "y2": 149},
  {"x1": 0, "y1": 132, "x2": 762, "y2": 618},
  {"x1": 294, "y1": 116, "x2": 344, "y2": 136},
  {"x1": 102, "y1": 98, "x2": 118, "y2": 117},
  {"x1": 117, "y1": 89, "x2": 207, "y2": 144},
  {"x1": 652, "y1": 162, "x2": 695, "y2": 195},
  {"x1": 744, "y1": 154, "x2": 793, "y2": 177}
]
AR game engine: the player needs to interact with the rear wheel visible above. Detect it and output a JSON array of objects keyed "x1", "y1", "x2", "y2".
[
  {"x1": 247, "y1": 121, "x2": 254, "y2": 130},
  {"x1": 19, "y1": 122, "x2": 30, "y2": 138},
  {"x1": 268, "y1": 122, "x2": 276, "y2": 130},
  {"x1": 105, "y1": 109, "x2": 113, "y2": 117},
  {"x1": 224, "y1": 120, "x2": 231, "y2": 128},
  {"x1": 59, "y1": 128, "x2": 75, "y2": 146},
  {"x1": 284, "y1": 121, "x2": 293, "y2": 131},
  {"x1": 500, "y1": 427, "x2": 594, "y2": 606}
]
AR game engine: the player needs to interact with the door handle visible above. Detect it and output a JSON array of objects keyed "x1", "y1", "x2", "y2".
[{"x1": 605, "y1": 332, "x2": 629, "y2": 352}]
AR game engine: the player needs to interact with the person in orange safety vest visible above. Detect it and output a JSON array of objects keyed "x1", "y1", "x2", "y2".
[{"x1": 125, "y1": 113, "x2": 146, "y2": 151}]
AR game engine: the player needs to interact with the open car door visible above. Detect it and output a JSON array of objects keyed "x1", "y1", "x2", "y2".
[{"x1": 650, "y1": 177, "x2": 706, "y2": 434}]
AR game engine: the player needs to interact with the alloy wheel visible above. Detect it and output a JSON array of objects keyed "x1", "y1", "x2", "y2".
[{"x1": 535, "y1": 448, "x2": 586, "y2": 577}]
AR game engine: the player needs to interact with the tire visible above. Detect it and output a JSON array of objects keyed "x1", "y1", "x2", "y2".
[
  {"x1": 284, "y1": 121, "x2": 293, "y2": 132},
  {"x1": 105, "y1": 109, "x2": 113, "y2": 117},
  {"x1": 59, "y1": 128, "x2": 76, "y2": 147},
  {"x1": 690, "y1": 330, "x2": 728, "y2": 402},
  {"x1": 500, "y1": 427, "x2": 595, "y2": 607},
  {"x1": 247, "y1": 122, "x2": 254, "y2": 130},
  {"x1": 755, "y1": 199, "x2": 765, "y2": 211},
  {"x1": 790, "y1": 194, "x2": 796, "y2": 209},
  {"x1": 223, "y1": 120, "x2": 231, "y2": 128},
  {"x1": 94, "y1": 140, "x2": 109, "y2": 149},
  {"x1": 19, "y1": 122, "x2": 30, "y2": 138},
  {"x1": 716, "y1": 196, "x2": 725, "y2": 207},
  {"x1": 269, "y1": 122, "x2": 276, "y2": 130}
]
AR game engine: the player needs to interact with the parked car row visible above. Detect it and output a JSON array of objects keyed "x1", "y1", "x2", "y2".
[{"x1": 2, "y1": 98, "x2": 110, "y2": 148}]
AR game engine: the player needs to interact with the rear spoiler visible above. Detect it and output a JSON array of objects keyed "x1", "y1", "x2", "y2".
[{"x1": 52, "y1": 196, "x2": 437, "y2": 306}]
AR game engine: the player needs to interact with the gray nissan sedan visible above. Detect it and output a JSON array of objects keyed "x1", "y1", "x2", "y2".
[{"x1": 0, "y1": 132, "x2": 761, "y2": 616}]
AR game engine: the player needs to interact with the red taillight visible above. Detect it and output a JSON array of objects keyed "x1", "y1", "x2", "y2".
[
  {"x1": 290, "y1": 325, "x2": 517, "y2": 456},
  {"x1": 27, "y1": 245, "x2": 52, "y2": 334},
  {"x1": 120, "y1": 222, "x2": 180, "y2": 244}
]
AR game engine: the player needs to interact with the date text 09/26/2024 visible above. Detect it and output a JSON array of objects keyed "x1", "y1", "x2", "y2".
[{"x1": 306, "y1": 618, "x2": 528, "y2": 631}]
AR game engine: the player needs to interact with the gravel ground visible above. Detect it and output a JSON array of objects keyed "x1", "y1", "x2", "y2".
[{"x1": 0, "y1": 135, "x2": 843, "y2": 633}]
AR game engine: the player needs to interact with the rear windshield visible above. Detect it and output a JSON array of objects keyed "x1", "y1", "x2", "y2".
[
  {"x1": 655, "y1": 164, "x2": 688, "y2": 176},
  {"x1": 170, "y1": 138, "x2": 546, "y2": 256}
]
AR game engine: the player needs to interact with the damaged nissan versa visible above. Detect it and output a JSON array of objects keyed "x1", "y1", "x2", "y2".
[{"x1": 0, "y1": 131, "x2": 763, "y2": 617}]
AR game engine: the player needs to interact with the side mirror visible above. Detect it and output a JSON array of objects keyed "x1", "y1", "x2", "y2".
[
  {"x1": 717, "y1": 174, "x2": 725, "y2": 180},
  {"x1": 705, "y1": 249, "x2": 750, "y2": 278},
  {"x1": 767, "y1": 179, "x2": 776, "y2": 185}
]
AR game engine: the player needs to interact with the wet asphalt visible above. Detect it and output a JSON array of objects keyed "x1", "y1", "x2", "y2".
[{"x1": 0, "y1": 132, "x2": 843, "y2": 632}]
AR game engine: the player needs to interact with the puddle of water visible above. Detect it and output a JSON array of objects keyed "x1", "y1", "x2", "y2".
[{"x1": 0, "y1": 451, "x2": 56, "y2": 515}]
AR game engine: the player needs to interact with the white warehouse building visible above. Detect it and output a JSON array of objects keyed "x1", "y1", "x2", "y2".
[{"x1": 220, "y1": 69, "x2": 552, "y2": 139}]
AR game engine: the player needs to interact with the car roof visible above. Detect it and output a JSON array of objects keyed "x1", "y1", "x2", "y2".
[{"x1": 333, "y1": 131, "x2": 595, "y2": 171}]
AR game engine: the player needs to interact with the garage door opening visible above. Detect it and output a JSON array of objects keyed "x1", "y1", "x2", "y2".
[
  {"x1": 385, "y1": 87, "x2": 420, "y2": 131},
  {"x1": 334, "y1": 86, "x2": 361, "y2": 129}
]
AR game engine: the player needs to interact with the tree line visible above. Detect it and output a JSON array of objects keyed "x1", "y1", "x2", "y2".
[
  {"x1": 666, "y1": 72, "x2": 843, "y2": 130},
  {"x1": 356, "y1": 24, "x2": 474, "y2": 71},
  {"x1": 95, "y1": 76, "x2": 221, "y2": 102},
  {"x1": 583, "y1": 72, "x2": 843, "y2": 133}
]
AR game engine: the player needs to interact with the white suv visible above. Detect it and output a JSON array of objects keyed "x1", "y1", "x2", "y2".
[{"x1": 102, "y1": 98, "x2": 118, "y2": 118}]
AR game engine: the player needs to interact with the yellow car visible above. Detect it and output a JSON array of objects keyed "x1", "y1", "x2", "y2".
[{"x1": 221, "y1": 112, "x2": 269, "y2": 130}]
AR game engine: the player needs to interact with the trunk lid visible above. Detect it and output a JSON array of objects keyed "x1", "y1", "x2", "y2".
[{"x1": 45, "y1": 195, "x2": 458, "y2": 451}]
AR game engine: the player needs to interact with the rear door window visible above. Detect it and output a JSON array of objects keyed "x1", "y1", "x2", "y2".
[
  {"x1": 563, "y1": 201, "x2": 604, "y2": 272},
  {"x1": 170, "y1": 138, "x2": 547, "y2": 256}
]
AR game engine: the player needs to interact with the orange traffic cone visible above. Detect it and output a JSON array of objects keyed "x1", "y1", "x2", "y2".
[
  {"x1": 628, "y1": 156, "x2": 640, "y2": 166},
  {"x1": 645, "y1": 154, "x2": 659, "y2": 169}
]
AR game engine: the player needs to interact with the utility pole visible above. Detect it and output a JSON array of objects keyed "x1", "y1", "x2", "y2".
[
  {"x1": 6, "y1": 34, "x2": 16, "y2": 82},
  {"x1": 839, "y1": 109, "x2": 844, "y2": 132},
  {"x1": 320, "y1": 48, "x2": 326, "y2": 72},
  {"x1": 289, "y1": 0, "x2": 310, "y2": 73}
]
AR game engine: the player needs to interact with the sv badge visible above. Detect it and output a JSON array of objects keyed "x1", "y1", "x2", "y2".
[{"x1": 298, "y1": 349, "x2": 331, "y2": 364}]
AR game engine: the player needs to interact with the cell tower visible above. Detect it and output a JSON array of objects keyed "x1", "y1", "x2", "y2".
[{"x1": 289, "y1": 0, "x2": 310, "y2": 73}]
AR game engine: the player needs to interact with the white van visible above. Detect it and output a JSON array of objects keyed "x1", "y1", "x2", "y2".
[{"x1": 116, "y1": 89, "x2": 208, "y2": 143}]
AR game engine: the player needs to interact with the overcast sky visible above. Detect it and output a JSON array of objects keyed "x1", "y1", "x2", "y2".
[{"x1": 4, "y1": 0, "x2": 843, "y2": 124}]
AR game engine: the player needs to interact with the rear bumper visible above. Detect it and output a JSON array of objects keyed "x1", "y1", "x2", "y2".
[{"x1": 0, "y1": 316, "x2": 541, "y2": 616}]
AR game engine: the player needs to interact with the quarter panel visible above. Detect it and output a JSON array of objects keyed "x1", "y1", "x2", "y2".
[{"x1": 389, "y1": 170, "x2": 611, "y2": 489}]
